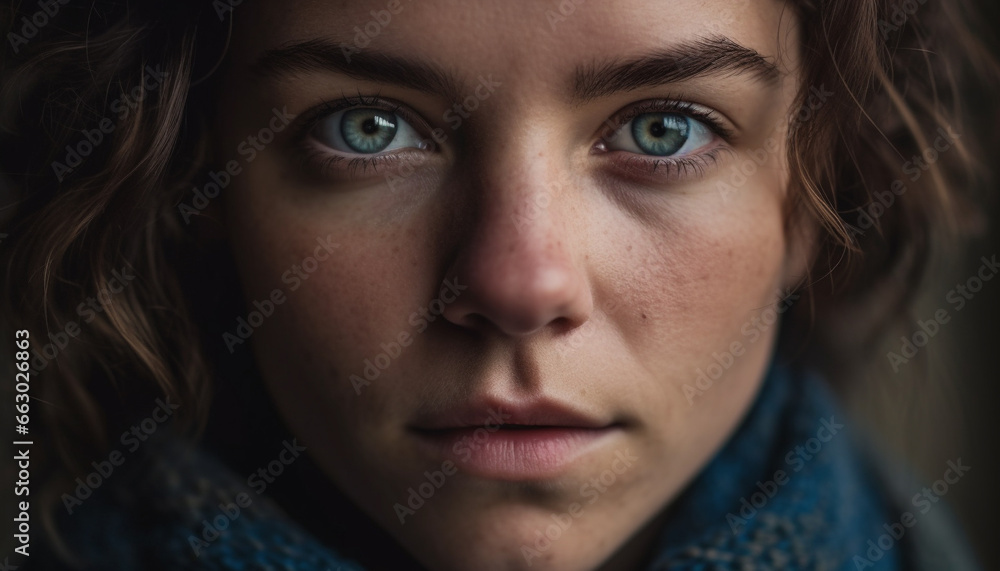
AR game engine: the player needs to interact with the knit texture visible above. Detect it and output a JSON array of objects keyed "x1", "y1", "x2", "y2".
[{"x1": 649, "y1": 364, "x2": 899, "y2": 570}]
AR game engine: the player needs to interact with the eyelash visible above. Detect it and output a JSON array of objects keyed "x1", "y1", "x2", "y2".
[
  {"x1": 292, "y1": 93, "x2": 429, "y2": 178},
  {"x1": 593, "y1": 99, "x2": 735, "y2": 181},
  {"x1": 297, "y1": 148, "x2": 394, "y2": 178},
  {"x1": 291, "y1": 94, "x2": 733, "y2": 181}
]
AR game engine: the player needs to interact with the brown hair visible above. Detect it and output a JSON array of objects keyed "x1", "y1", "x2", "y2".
[
  {"x1": 0, "y1": 0, "x2": 997, "y2": 547},
  {"x1": 781, "y1": 0, "x2": 999, "y2": 373}
]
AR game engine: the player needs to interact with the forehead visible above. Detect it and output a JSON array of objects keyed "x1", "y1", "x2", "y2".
[{"x1": 227, "y1": 0, "x2": 799, "y2": 84}]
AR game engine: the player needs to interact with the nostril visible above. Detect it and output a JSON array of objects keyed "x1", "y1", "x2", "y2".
[
  {"x1": 460, "y1": 312, "x2": 493, "y2": 332},
  {"x1": 547, "y1": 316, "x2": 579, "y2": 335},
  {"x1": 459, "y1": 311, "x2": 543, "y2": 337}
]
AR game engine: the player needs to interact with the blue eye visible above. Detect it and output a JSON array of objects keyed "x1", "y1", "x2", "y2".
[
  {"x1": 312, "y1": 107, "x2": 424, "y2": 154},
  {"x1": 606, "y1": 112, "x2": 714, "y2": 157}
]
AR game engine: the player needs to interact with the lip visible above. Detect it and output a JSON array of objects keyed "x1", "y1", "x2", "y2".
[{"x1": 409, "y1": 398, "x2": 624, "y2": 480}]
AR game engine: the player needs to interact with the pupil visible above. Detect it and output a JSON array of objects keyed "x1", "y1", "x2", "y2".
[
  {"x1": 631, "y1": 113, "x2": 689, "y2": 156},
  {"x1": 340, "y1": 109, "x2": 398, "y2": 153}
]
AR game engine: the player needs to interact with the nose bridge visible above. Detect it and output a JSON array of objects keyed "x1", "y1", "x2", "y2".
[
  {"x1": 479, "y1": 137, "x2": 568, "y2": 245},
  {"x1": 474, "y1": 109, "x2": 593, "y2": 269},
  {"x1": 440, "y1": 121, "x2": 593, "y2": 337},
  {"x1": 455, "y1": 61, "x2": 573, "y2": 235}
]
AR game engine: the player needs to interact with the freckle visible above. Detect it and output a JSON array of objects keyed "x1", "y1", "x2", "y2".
[
  {"x1": 641, "y1": 313, "x2": 647, "y2": 319},
  {"x1": 626, "y1": 244, "x2": 632, "y2": 252}
]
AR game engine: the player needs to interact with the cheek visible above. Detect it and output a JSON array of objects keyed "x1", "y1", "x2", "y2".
[
  {"x1": 222, "y1": 171, "x2": 438, "y2": 438},
  {"x1": 223, "y1": 202, "x2": 445, "y2": 511},
  {"x1": 606, "y1": 180, "x2": 788, "y2": 369},
  {"x1": 598, "y1": 171, "x2": 789, "y2": 456}
]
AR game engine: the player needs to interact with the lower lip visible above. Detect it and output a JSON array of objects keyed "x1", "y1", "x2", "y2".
[{"x1": 411, "y1": 426, "x2": 622, "y2": 480}]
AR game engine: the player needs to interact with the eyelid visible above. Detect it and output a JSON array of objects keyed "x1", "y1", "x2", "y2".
[
  {"x1": 287, "y1": 95, "x2": 440, "y2": 181},
  {"x1": 295, "y1": 94, "x2": 437, "y2": 152},
  {"x1": 592, "y1": 99, "x2": 738, "y2": 184},
  {"x1": 599, "y1": 99, "x2": 736, "y2": 143}
]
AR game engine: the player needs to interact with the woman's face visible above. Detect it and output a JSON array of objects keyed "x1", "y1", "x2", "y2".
[{"x1": 216, "y1": 0, "x2": 806, "y2": 569}]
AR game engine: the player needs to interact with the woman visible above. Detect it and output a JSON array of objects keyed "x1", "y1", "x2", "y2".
[{"x1": 1, "y1": 0, "x2": 996, "y2": 569}]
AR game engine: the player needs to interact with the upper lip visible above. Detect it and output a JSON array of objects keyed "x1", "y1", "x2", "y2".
[{"x1": 409, "y1": 397, "x2": 616, "y2": 431}]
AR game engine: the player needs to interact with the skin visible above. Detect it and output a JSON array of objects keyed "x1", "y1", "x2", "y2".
[{"x1": 213, "y1": 1, "x2": 810, "y2": 569}]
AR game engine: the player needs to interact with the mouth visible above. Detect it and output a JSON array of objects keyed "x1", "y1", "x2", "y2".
[{"x1": 408, "y1": 399, "x2": 626, "y2": 480}]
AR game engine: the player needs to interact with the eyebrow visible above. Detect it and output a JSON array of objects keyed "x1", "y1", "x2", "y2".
[
  {"x1": 251, "y1": 39, "x2": 465, "y2": 102},
  {"x1": 251, "y1": 35, "x2": 780, "y2": 104},
  {"x1": 572, "y1": 36, "x2": 781, "y2": 103}
]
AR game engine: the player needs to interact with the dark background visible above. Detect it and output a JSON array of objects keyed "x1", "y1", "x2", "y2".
[{"x1": 846, "y1": 2, "x2": 1000, "y2": 568}]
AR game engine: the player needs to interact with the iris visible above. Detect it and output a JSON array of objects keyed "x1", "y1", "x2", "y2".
[
  {"x1": 630, "y1": 113, "x2": 690, "y2": 156},
  {"x1": 340, "y1": 109, "x2": 399, "y2": 153}
]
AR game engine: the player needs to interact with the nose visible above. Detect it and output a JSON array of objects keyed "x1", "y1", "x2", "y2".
[{"x1": 441, "y1": 151, "x2": 594, "y2": 338}]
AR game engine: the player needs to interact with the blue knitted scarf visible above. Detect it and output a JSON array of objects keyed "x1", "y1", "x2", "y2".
[{"x1": 31, "y1": 363, "x2": 923, "y2": 570}]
